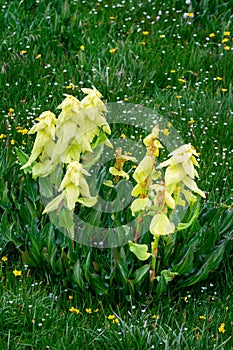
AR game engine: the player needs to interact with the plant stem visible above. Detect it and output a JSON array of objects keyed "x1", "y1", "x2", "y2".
[{"x1": 150, "y1": 235, "x2": 160, "y2": 283}]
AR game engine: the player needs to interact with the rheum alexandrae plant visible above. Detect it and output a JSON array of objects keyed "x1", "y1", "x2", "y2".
[
  {"x1": 128, "y1": 125, "x2": 206, "y2": 286},
  {"x1": 21, "y1": 87, "x2": 112, "y2": 236},
  {"x1": 18, "y1": 86, "x2": 222, "y2": 297}
]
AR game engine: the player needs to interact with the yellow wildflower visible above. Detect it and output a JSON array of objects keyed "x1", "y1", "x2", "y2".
[
  {"x1": 17, "y1": 128, "x2": 28, "y2": 135},
  {"x1": 80, "y1": 45, "x2": 85, "y2": 51},
  {"x1": 120, "y1": 134, "x2": 126, "y2": 138},
  {"x1": 152, "y1": 315, "x2": 160, "y2": 319},
  {"x1": 107, "y1": 315, "x2": 115, "y2": 320},
  {"x1": 11, "y1": 139, "x2": 15, "y2": 145},
  {"x1": 176, "y1": 95, "x2": 182, "y2": 99},
  {"x1": 216, "y1": 76, "x2": 223, "y2": 80},
  {"x1": 0, "y1": 134, "x2": 6, "y2": 139},
  {"x1": 221, "y1": 88, "x2": 227, "y2": 92},
  {"x1": 199, "y1": 316, "x2": 206, "y2": 320},
  {"x1": 68, "y1": 295, "x2": 73, "y2": 300},
  {"x1": 218, "y1": 323, "x2": 225, "y2": 333},
  {"x1": 142, "y1": 31, "x2": 149, "y2": 35},
  {"x1": 159, "y1": 34, "x2": 165, "y2": 38},
  {"x1": 13, "y1": 269, "x2": 22, "y2": 276},
  {"x1": 85, "y1": 308, "x2": 92, "y2": 314},
  {"x1": 170, "y1": 70, "x2": 176, "y2": 73},
  {"x1": 109, "y1": 48, "x2": 117, "y2": 53},
  {"x1": 163, "y1": 128, "x2": 170, "y2": 135},
  {"x1": 139, "y1": 41, "x2": 146, "y2": 45},
  {"x1": 222, "y1": 38, "x2": 229, "y2": 43},
  {"x1": 178, "y1": 78, "x2": 186, "y2": 83},
  {"x1": 223, "y1": 31, "x2": 230, "y2": 36},
  {"x1": 187, "y1": 12, "x2": 194, "y2": 18},
  {"x1": 209, "y1": 33, "x2": 215, "y2": 38},
  {"x1": 35, "y1": 54, "x2": 41, "y2": 59},
  {"x1": 69, "y1": 307, "x2": 80, "y2": 314},
  {"x1": 224, "y1": 46, "x2": 230, "y2": 50},
  {"x1": 1, "y1": 256, "x2": 8, "y2": 262},
  {"x1": 188, "y1": 119, "x2": 195, "y2": 124}
]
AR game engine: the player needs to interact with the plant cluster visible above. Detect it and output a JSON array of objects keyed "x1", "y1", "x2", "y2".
[{"x1": 13, "y1": 87, "x2": 232, "y2": 296}]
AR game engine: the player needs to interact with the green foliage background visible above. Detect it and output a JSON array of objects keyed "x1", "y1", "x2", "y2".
[{"x1": 0, "y1": 0, "x2": 232, "y2": 296}]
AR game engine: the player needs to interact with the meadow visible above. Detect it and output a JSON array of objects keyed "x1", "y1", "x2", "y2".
[{"x1": 0, "y1": 0, "x2": 232, "y2": 349}]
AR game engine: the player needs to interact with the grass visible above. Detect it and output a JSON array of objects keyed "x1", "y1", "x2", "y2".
[
  {"x1": 0, "y1": 0, "x2": 232, "y2": 349},
  {"x1": 0, "y1": 258, "x2": 232, "y2": 349}
]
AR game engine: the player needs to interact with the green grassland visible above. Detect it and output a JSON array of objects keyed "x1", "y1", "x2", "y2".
[{"x1": 0, "y1": 0, "x2": 232, "y2": 349}]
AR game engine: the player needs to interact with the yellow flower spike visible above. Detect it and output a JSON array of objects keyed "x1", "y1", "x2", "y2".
[
  {"x1": 150, "y1": 213, "x2": 175, "y2": 236},
  {"x1": 21, "y1": 111, "x2": 57, "y2": 169}
]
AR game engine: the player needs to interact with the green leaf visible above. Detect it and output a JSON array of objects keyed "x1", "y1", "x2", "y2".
[
  {"x1": 15, "y1": 147, "x2": 33, "y2": 174},
  {"x1": 117, "y1": 259, "x2": 128, "y2": 287},
  {"x1": 172, "y1": 246, "x2": 194, "y2": 275},
  {"x1": 180, "y1": 243, "x2": 227, "y2": 286},
  {"x1": 129, "y1": 241, "x2": 151, "y2": 261},
  {"x1": 156, "y1": 270, "x2": 178, "y2": 283},
  {"x1": 177, "y1": 201, "x2": 200, "y2": 231},
  {"x1": 88, "y1": 272, "x2": 109, "y2": 295},
  {"x1": 73, "y1": 259, "x2": 86, "y2": 292},
  {"x1": 133, "y1": 264, "x2": 150, "y2": 285},
  {"x1": 155, "y1": 273, "x2": 167, "y2": 296}
]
